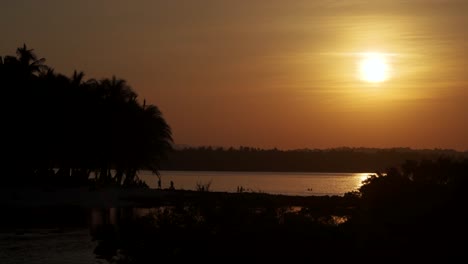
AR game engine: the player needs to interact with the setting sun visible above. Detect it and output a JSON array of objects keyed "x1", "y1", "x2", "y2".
[{"x1": 358, "y1": 52, "x2": 390, "y2": 83}]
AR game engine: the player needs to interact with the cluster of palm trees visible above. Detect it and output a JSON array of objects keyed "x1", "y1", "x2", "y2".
[{"x1": 1, "y1": 44, "x2": 173, "y2": 187}]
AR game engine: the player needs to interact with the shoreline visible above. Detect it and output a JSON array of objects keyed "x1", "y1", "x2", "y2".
[
  {"x1": 0, "y1": 186, "x2": 356, "y2": 209},
  {"x1": 0, "y1": 186, "x2": 357, "y2": 232}
]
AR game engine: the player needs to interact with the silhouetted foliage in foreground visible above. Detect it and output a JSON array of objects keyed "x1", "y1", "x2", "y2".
[
  {"x1": 346, "y1": 157, "x2": 468, "y2": 257},
  {"x1": 1, "y1": 45, "x2": 172, "y2": 188},
  {"x1": 91, "y1": 158, "x2": 468, "y2": 261},
  {"x1": 92, "y1": 197, "x2": 354, "y2": 262}
]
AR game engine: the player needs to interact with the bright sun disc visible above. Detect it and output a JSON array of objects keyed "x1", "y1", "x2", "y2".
[{"x1": 358, "y1": 52, "x2": 390, "y2": 83}]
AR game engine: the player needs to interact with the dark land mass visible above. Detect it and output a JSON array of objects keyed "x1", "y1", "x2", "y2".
[
  {"x1": 161, "y1": 146, "x2": 468, "y2": 172},
  {"x1": 2, "y1": 187, "x2": 466, "y2": 262},
  {"x1": 3, "y1": 156, "x2": 468, "y2": 262}
]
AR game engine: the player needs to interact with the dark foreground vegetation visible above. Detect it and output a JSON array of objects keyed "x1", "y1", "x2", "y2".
[{"x1": 87, "y1": 158, "x2": 468, "y2": 262}]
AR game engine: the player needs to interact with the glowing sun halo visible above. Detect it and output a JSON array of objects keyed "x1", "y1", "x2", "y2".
[{"x1": 358, "y1": 52, "x2": 390, "y2": 83}]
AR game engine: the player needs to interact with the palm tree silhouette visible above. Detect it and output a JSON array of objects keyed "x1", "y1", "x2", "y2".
[
  {"x1": 71, "y1": 70, "x2": 85, "y2": 87},
  {"x1": 1, "y1": 44, "x2": 173, "y2": 188},
  {"x1": 15, "y1": 44, "x2": 48, "y2": 76},
  {"x1": 100, "y1": 76, "x2": 137, "y2": 102}
]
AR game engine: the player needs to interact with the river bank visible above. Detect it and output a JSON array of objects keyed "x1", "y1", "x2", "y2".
[
  {"x1": 0, "y1": 186, "x2": 357, "y2": 233},
  {"x1": 1, "y1": 183, "x2": 463, "y2": 261},
  {"x1": 0, "y1": 186, "x2": 357, "y2": 208}
]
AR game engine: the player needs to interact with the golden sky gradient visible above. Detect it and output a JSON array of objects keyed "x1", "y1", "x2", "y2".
[{"x1": 1, "y1": 0, "x2": 467, "y2": 150}]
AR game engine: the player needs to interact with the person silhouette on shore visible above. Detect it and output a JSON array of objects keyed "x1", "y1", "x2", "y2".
[
  {"x1": 169, "y1": 180, "x2": 175, "y2": 190},
  {"x1": 157, "y1": 178, "x2": 161, "y2": 189}
]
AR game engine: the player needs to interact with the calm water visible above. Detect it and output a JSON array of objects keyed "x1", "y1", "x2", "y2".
[
  {"x1": 0, "y1": 171, "x2": 373, "y2": 263},
  {"x1": 139, "y1": 170, "x2": 374, "y2": 196}
]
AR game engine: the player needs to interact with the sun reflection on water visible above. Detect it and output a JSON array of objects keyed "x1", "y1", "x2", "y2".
[{"x1": 357, "y1": 173, "x2": 374, "y2": 186}]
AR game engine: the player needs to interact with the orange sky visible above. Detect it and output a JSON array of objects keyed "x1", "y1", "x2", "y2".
[{"x1": 1, "y1": 0, "x2": 467, "y2": 150}]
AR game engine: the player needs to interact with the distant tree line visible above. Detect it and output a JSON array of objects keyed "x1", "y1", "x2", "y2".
[
  {"x1": 161, "y1": 146, "x2": 468, "y2": 172},
  {"x1": 1, "y1": 45, "x2": 172, "y2": 188}
]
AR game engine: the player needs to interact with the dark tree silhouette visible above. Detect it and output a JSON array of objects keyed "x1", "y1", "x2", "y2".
[
  {"x1": 346, "y1": 157, "x2": 468, "y2": 257},
  {"x1": 0, "y1": 45, "x2": 173, "y2": 188},
  {"x1": 15, "y1": 44, "x2": 48, "y2": 77}
]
